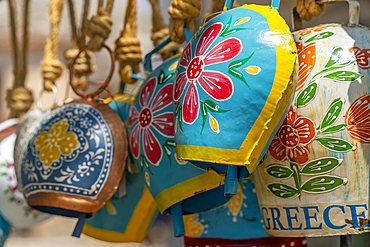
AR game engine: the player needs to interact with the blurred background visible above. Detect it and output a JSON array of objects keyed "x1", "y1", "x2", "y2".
[{"x1": 0, "y1": 0, "x2": 370, "y2": 246}]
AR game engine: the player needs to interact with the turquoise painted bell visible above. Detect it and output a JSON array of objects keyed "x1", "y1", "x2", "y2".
[
  {"x1": 127, "y1": 52, "x2": 229, "y2": 237},
  {"x1": 83, "y1": 96, "x2": 159, "y2": 243},
  {"x1": 183, "y1": 179, "x2": 308, "y2": 247},
  {"x1": 173, "y1": 0, "x2": 297, "y2": 195},
  {"x1": 83, "y1": 166, "x2": 159, "y2": 242}
]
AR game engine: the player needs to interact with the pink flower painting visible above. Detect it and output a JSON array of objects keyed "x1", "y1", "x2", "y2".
[
  {"x1": 173, "y1": 22, "x2": 242, "y2": 124},
  {"x1": 129, "y1": 78, "x2": 174, "y2": 166}
]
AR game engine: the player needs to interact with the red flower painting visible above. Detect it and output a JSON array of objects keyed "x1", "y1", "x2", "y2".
[
  {"x1": 350, "y1": 47, "x2": 370, "y2": 70},
  {"x1": 269, "y1": 106, "x2": 316, "y2": 164},
  {"x1": 129, "y1": 78, "x2": 174, "y2": 166},
  {"x1": 295, "y1": 42, "x2": 316, "y2": 92},
  {"x1": 345, "y1": 94, "x2": 370, "y2": 143},
  {"x1": 173, "y1": 22, "x2": 242, "y2": 124}
]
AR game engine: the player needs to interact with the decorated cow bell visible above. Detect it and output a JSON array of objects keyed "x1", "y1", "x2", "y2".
[
  {"x1": 17, "y1": 45, "x2": 128, "y2": 237},
  {"x1": 83, "y1": 96, "x2": 159, "y2": 243},
  {"x1": 252, "y1": 0, "x2": 370, "y2": 237},
  {"x1": 183, "y1": 179, "x2": 307, "y2": 247},
  {"x1": 173, "y1": 0, "x2": 297, "y2": 195},
  {"x1": 128, "y1": 51, "x2": 229, "y2": 237},
  {"x1": 0, "y1": 120, "x2": 51, "y2": 230}
]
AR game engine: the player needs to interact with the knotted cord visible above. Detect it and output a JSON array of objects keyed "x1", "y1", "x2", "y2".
[
  {"x1": 6, "y1": 0, "x2": 34, "y2": 119},
  {"x1": 149, "y1": 0, "x2": 181, "y2": 61},
  {"x1": 87, "y1": 0, "x2": 114, "y2": 51},
  {"x1": 168, "y1": 0, "x2": 201, "y2": 44},
  {"x1": 114, "y1": 0, "x2": 142, "y2": 87},
  {"x1": 64, "y1": 0, "x2": 95, "y2": 91},
  {"x1": 41, "y1": 0, "x2": 65, "y2": 91},
  {"x1": 296, "y1": 0, "x2": 325, "y2": 21}
]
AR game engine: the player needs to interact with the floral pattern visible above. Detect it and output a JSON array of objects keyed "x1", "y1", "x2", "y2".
[
  {"x1": 129, "y1": 78, "x2": 174, "y2": 166},
  {"x1": 35, "y1": 120, "x2": 78, "y2": 166},
  {"x1": 350, "y1": 47, "x2": 370, "y2": 69},
  {"x1": 296, "y1": 42, "x2": 316, "y2": 92},
  {"x1": 173, "y1": 22, "x2": 242, "y2": 124},
  {"x1": 269, "y1": 106, "x2": 316, "y2": 164},
  {"x1": 21, "y1": 103, "x2": 113, "y2": 198},
  {"x1": 345, "y1": 94, "x2": 370, "y2": 143}
]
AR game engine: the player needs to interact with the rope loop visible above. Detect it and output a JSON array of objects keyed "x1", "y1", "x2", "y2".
[
  {"x1": 296, "y1": 0, "x2": 325, "y2": 21},
  {"x1": 87, "y1": 11, "x2": 113, "y2": 51},
  {"x1": 168, "y1": 0, "x2": 201, "y2": 44}
]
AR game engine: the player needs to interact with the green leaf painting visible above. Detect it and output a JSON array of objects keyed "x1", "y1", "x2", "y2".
[
  {"x1": 220, "y1": 16, "x2": 252, "y2": 37},
  {"x1": 301, "y1": 176, "x2": 347, "y2": 193},
  {"x1": 321, "y1": 124, "x2": 346, "y2": 134},
  {"x1": 175, "y1": 103, "x2": 183, "y2": 132},
  {"x1": 201, "y1": 102, "x2": 208, "y2": 134},
  {"x1": 323, "y1": 71, "x2": 360, "y2": 82},
  {"x1": 325, "y1": 47, "x2": 343, "y2": 68},
  {"x1": 319, "y1": 98, "x2": 344, "y2": 131},
  {"x1": 300, "y1": 157, "x2": 343, "y2": 175},
  {"x1": 296, "y1": 82, "x2": 317, "y2": 108},
  {"x1": 265, "y1": 164, "x2": 294, "y2": 179},
  {"x1": 316, "y1": 137, "x2": 356, "y2": 152},
  {"x1": 163, "y1": 140, "x2": 176, "y2": 166},
  {"x1": 305, "y1": 32, "x2": 334, "y2": 43},
  {"x1": 267, "y1": 183, "x2": 299, "y2": 199},
  {"x1": 228, "y1": 51, "x2": 255, "y2": 87},
  {"x1": 204, "y1": 100, "x2": 230, "y2": 113},
  {"x1": 158, "y1": 69, "x2": 174, "y2": 85}
]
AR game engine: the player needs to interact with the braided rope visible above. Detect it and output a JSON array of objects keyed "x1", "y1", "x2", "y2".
[
  {"x1": 149, "y1": 0, "x2": 181, "y2": 61},
  {"x1": 168, "y1": 0, "x2": 201, "y2": 44},
  {"x1": 41, "y1": 0, "x2": 65, "y2": 91},
  {"x1": 87, "y1": 0, "x2": 114, "y2": 51},
  {"x1": 6, "y1": 0, "x2": 34, "y2": 119},
  {"x1": 296, "y1": 0, "x2": 325, "y2": 21},
  {"x1": 114, "y1": 0, "x2": 142, "y2": 85}
]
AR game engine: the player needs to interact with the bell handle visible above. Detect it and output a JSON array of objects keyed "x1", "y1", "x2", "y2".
[
  {"x1": 223, "y1": 0, "x2": 281, "y2": 11},
  {"x1": 69, "y1": 44, "x2": 115, "y2": 99},
  {"x1": 144, "y1": 28, "x2": 192, "y2": 73},
  {"x1": 292, "y1": 0, "x2": 360, "y2": 31}
]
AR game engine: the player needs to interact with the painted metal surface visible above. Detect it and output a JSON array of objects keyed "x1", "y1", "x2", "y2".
[
  {"x1": 0, "y1": 133, "x2": 50, "y2": 229},
  {"x1": 82, "y1": 96, "x2": 159, "y2": 243},
  {"x1": 253, "y1": 23, "x2": 370, "y2": 237},
  {"x1": 0, "y1": 213, "x2": 11, "y2": 247},
  {"x1": 127, "y1": 55, "x2": 229, "y2": 215},
  {"x1": 172, "y1": 3, "x2": 297, "y2": 178},
  {"x1": 18, "y1": 100, "x2": 127, "y2": 218},
  {"x1": 83, "y1": 167, "x2": 159, "y2": 243},
  {"x1": 183, "y1": 179, "x2": 307, "y2": 247}
]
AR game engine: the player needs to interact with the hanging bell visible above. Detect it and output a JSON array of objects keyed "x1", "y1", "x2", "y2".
[
  {"x1": 253, "y1": 0, "x2": 370, "y2": 237},
  {"x1": 82, "y1": 97, "x2": 159, "y2": 243},
  {"x1": 126, "y1": 40, "x2": 229, "y2": 237},
  {"x1": 17, "y1": 45, "x2": 128, "y2": 237},
  {"x1": 183, "y1": 179, "x2": 308, "y2": 247},
  {"x1": 173, "y1": 0, "x2": 297, "y2": 196},
  {"x1": 0, "y1": 119, "x2": 51, "y2": 230}
]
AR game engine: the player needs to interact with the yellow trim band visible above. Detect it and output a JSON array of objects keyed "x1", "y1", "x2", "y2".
[
  {"x1": 177, "y1": 5, "x2": 296, "y2": 171},
  {"x1": 154, "y1": 171, "x2": 225, "y2": 213},
  {"x1": 82, "y1": 186, "x2": 157, "y2": 243}
]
